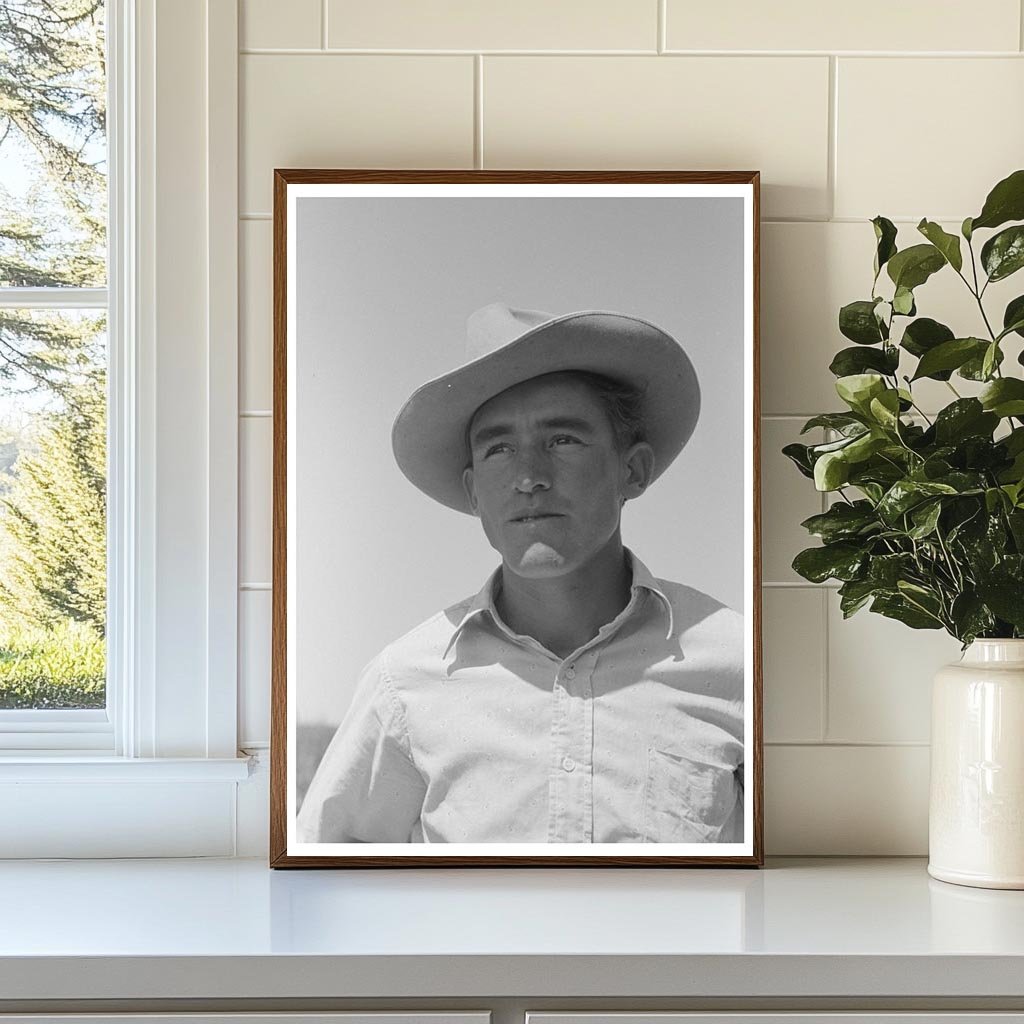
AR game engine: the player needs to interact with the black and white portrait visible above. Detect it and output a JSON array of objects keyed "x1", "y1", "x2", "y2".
[{"x1": 276, "y1": 175, "x2": 760, "y2": 865}]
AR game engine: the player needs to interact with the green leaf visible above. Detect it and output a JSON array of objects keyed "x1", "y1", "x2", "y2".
[
  {"x1": 980, "y1": 378, "x2": 1024, "y2": 418},
  {"x1": 985, "y1": 487, "x2": 1010, "y2": 514},
  {"x1": 868, "y1": 552, "x2": 915, "y2": 587},
  {"x1": 887, "y1": 244, "x2": 946, "y2": 291},
  {"x1": 933, "y1": 399, "x2": 999, "y2": 445},
  {"x1": 962, "y1": 216, "x2": 974, "y2": 241},
  {"x1": 917, "y1": 219, "x2": 963, "y2": 272},
  {"x1": 908, "y1": 500, "x2": 943, "y2": 540},
  {"x1": 959, "y1": 344, "x2": 1004, "y2": 381},
  {"x1": 900, "y1": 317, "x2": 955, "y2": 359},
  {"x1": 800, "y1": 413, "x2": 866, "y2": 435},
  {"x1": 976, "y1": 579, "x2": 1024, "y2": 629},
  {"x1": 782, "y1": 442, "x2": 815, "y2": 479},
  {"x1": 872, "y1": 216, "x2": 898, "y2": 277},
  {"x1": 950, "y1": 593, "x2": 996, "y2": 644},
  {"x1": 1009, "y1": 508, "x2": 1024, "y2": 548},
  {"x1": 814, "y1": 450, "x2": 851, "y2": 491},
  {"x1": 871, "y1": 594, "x2": 943, "y2": 630},
  {"x1": 892, "y1": 286, "x2": 916, "y2": 316},
  {"x1": 981, "y1": 225, "x2": 1024, "y2": 283},
  {"x1": 829, "y1": 345, "x2": 899, "y2": 378},
  {"x1": 911, "y1": 338, "x2": 988, "y2": 381},
  {"x1": 839, "y1": 300, "x2": 887, "y2": 345},
  {"x1": 836, "y1": 373, "x2": 887, "y2": 413},
  {"x1": 982, "y1": 341, "x2": 1001, "y2": 381},
  {"x1": 877, "y1": 479, "x2": 958, "y2": 524},
  {"x1": 971, "y1": 168, "x2": 1024, "y2": 232},
  {"x1": 868, "y1": 389, "x2": 902, "y2": 430},
  {"x1": 845, "y1": 431, "x2": 888, "y2": 465},
  {"x1": 800, "y1": 501, "x2": 879, "y2": 543},
  {"x1": 838, "y1": 578, "x2": 880, "y2": 617},
  {"x1": 792, "y1": 542, "x2": 866, "y2": 584},
  {"x1": 1003, "y1": 295, "x2": 1024, "y2": 339}
]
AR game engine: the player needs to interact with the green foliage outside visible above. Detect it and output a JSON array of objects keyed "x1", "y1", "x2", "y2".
[
  {"x1": 0, "y1": 619, "x2": 104, "y2": 708},
  {"x1": 0, "y1": 1, "x2": 107, "y2": 708},
  {"x1": 785, "y1": 169, "x2": 1024, "y2": 646}
]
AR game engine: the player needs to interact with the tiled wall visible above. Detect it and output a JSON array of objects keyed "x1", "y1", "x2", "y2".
[{"x1": 236, "y1": 0, "x2": 1024, "y2": 854}]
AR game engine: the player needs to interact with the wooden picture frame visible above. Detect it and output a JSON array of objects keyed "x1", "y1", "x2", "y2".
[{"x1": 270, "y1": 170, "x2": 762, "y2": 867}]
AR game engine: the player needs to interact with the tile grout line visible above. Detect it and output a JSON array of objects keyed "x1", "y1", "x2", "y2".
[
  {"x1": 657, "y1": 0, "x2": 666, "y2": 53},
  {"x1": 236, "y1": 213, "x2": 970, "y2": 226},
  {"x1": 321, "y1": 0, "x2": 328, "y2": 50},
  {"x1": 766, "y1": 741, "x2": 931, "y2": 748},
  {"x1": 820, "y1": 587, "x2": 831, "y2": 743},
  {"x1": 827, "y1": 55, "x2": 838, "y2": 221},
  {"x1": 237, "y1": 47, "x2": 1024, "y2": 57},
  {"x1": 474, "y1": 55, "x2": 484, "y2": 169},
  {"x1": 1021, "y1": 0, "x2": 1024, "y2": 52}
]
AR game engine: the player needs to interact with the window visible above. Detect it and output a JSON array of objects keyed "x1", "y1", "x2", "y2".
[
  {"x1": 0, "y1": 0, "x2": 110, "y2": 748},
  {"x1": 0, "y1": 0, "x2": 246, "y2": 857}
]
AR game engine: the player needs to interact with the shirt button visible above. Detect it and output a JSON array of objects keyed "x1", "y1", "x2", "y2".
[
  {"x1": 565, "y1": 667, "x2": 576, "y2": 679},
  {"x1": 561, "y1": 756, "x2": 576, "y2": 773}
]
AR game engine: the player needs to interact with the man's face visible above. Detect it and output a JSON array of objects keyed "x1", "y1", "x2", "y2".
[{"x1": 462, "y1": 373, "x2": 652, "y2": 580}]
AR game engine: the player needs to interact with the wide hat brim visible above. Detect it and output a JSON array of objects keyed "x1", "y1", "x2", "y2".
[{"x1": 391, "y1": 311, "x2": 700, "y2": 513}]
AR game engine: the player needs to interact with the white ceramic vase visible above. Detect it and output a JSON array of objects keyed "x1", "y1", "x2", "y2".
[{"x1": 929, "y1": 638, "x2": 1024, "y2": 889}]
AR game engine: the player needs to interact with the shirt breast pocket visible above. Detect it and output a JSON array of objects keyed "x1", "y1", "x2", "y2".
[{"x1": 642, "y1": 746, "x2": 738, "y2": 843}]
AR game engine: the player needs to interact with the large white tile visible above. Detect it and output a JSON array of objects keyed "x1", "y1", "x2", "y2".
[
  {"x1": 762, "y1": 588, "x2": 825, "y2": 743},
  {"x1": 761, "y1": 221, "x2": 1019, "y2": 416},
  {"x1": 827, "y1": 598, "x2": 962, "y2": 743},
  {"x1": 239, "y1": 589, "x2": 272, "y2": 746},
  {"x1": 240, "y1": 417, "x2": 273, "y2": 586},
  {"x1": 241, "y1": 55, "x2": 474, "y2": 213},
  {"x1": 241, "y1": 0, "x2": 321, "y2": 49},
  {"x1": 483, "y1": 56, "x2": 830, "y2": 219},
  {"x1": 836, "y1": 59, "x2": 1024, "y2": 221},
  {"x1": 761, "y1": 418, "x2": 825, "y2": 584},
  {"x1": 328, "y1": 0, "x2": 655, "y2": 51},
  {"x1": 667, "y1": 0, "x2": 1020, "y2": 52},
  {"x1": 765, "y1": 744, "x2": 929, "y2": 854},
  {"x1": 240, "y1": 220, "x2": 272, "y2": 411}
]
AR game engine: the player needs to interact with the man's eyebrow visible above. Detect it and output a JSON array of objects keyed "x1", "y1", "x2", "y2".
[{"x1": 470, "y1": 416, "x2": 598, "y2": 447}]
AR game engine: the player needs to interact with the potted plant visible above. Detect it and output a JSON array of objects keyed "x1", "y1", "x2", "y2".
[{"x1": 784, "y1": 169, "x2": 1024, "y2": 889}]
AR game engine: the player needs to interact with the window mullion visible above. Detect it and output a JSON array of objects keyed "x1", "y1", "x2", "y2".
[{"x1": 0, "y1": 287, "x2": 108, "y2": 310}]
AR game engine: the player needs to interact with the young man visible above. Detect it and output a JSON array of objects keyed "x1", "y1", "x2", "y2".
[{"x1": 297, "y1": 303, "x2": 744, "y2": 844}]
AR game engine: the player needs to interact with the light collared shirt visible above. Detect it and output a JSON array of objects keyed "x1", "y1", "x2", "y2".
[{"x1": 298, "y1": 552, "x2": 745, "y2": 844}]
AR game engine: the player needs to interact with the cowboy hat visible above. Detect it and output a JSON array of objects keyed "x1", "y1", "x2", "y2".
[{"x1": 391, "y1": 303, "x2": 700, "y2": 514}]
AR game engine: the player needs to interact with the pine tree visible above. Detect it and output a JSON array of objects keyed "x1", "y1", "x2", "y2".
[
  {"x1": 0, "y1": 368, "x2": 105, "y2": 633},
  {"x1": 1, "y1": 1, "x2": 106, "y2": 396},
  {"x1": 0, "y1": 1, "x2": 106, "y2": 651}
]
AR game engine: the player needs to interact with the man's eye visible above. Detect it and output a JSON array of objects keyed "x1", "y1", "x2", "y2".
[
  {"x1": 551, "y1": 435, "x2": 581, "y2": 446},
  {"x1": 484, "y1": 442, "x2": 512, "y2": 458}
]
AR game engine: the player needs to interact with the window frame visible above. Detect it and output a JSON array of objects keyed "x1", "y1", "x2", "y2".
[{"x1": 0, "y1": 0, "x2": 247, "y2": 858}]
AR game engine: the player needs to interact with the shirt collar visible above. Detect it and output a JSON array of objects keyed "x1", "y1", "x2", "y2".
[
  {"x1": 626, "y1": 550, "x2": 675, "y2": 640},
  {"x1": 443, "y1": 549, "x2": 674, "y2": 656}
]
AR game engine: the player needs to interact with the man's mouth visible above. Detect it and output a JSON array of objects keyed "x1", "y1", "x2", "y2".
[{"x1": 510, "y1": 513, "x2": 563, "y2": 523}]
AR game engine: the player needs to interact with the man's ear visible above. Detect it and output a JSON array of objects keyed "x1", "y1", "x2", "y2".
[
  {"x1": 621, "y1": 442, "x2": 655, "y2": 502},
  {"x1": 462, "y1": 466, "x2": 479, "y2": 515}
]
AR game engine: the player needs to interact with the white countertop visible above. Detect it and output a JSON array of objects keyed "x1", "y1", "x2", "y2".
[{"x1": 1, "y1": 857, "x2": 1024, "y2": 1001}]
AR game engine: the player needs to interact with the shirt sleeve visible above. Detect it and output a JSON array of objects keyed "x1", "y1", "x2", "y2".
[{"x1": 296, "y1": 655, "x2": 426, "y2": 843}]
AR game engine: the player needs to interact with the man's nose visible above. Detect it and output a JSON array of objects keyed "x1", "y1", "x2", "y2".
[{"x1": 513, "y1": 448, "x2": 551, "y2": 492}]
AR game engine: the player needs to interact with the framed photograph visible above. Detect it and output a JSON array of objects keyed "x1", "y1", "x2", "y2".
[{"x1": 270, "y1": 170, "x2": 762, "y2": 867}]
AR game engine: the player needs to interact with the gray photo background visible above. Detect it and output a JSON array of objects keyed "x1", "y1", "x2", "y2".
[{"x1": 294, "y1": 195, "x2": 747, "y2": 795}]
